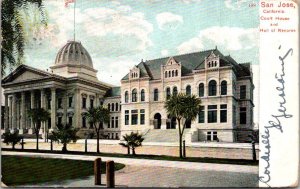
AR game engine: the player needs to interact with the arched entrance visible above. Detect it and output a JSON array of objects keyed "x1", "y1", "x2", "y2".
[
  {"x1": 154, "y1": 113, "x2": 161, "y2": 129},
  {"x1": 166, "y1": 115, "x2": 176, "y2": 129}
]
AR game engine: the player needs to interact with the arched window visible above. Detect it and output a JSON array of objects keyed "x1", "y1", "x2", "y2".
[
  {"x1": 165, "y1": 71, "x2": 168, "y2": 78},
  {"x1": 209, "y1": 80, "x2": 217, "y2": 96},
  {"x1": 221, "y1": 80, "x2": 227, "y2": 95},
  {"x1": 166, "y1": 87, "x2": 171, "y2": 99},
  {"x1": 132, "y1": 89, "x2": 137, "y2": 102},
  {"x1": 208, "y1": 62, "x2": 211, "y2": 67},
  {"x1": 186, "y1": 85, "x2": 191, "y2": 96},
  {"x1": 172, "y1": 70, "x2": 174, "y2": 77},
  {"x1": 125, "y1": 91, "x2": 129, "y2": 103},
  {"x1": 173, "y1": 87, "x2": 178, "y2": 96},
  {"x1": 131, "y1": 73, "x2": 133, "y2": 78},
  {"x1": 154, "y1": 89, "x2": 159, "y2": 101},
  {"x1": 199, "y1": 83, "x2": 204, "y2": 97},
  {"x1": 141, "y1": 89, "x2": 145, "y2": 101},
  {"x1": 116, "y1": 103, "x2": 119, "y2": 111},
  {"x1": 175, "y1": 70, "x2": 178, "y2": 76},
  {"x1": 108, "y1": 103, "x2": 111, "y2": 111},
  {"x1": 111, "y1": 103, "x2": 114, "y2": 111},
  {"x1": 168, "y1": 71, "x2": 171, "y2": 77}
]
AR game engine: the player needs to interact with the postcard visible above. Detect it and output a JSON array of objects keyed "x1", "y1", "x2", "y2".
[{"x1": 0, "y1": 0, "x2": 299, "y2": 188}]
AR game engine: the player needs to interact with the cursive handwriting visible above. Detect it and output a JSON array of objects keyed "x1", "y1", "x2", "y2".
[{"x1": 259, "y1": 45, "x2": 293, "y2": 187}]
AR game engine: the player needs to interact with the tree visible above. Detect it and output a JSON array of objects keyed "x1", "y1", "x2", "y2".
[
  {"x1": 85, "y1": 106, "x2": 110, "y2": 153},
  {"x1": 27, "y1": 108, "x2": 50, "y2": 150},
  {"x1": 119, "y1": 132, "x2": 144, "y2": 155},
  {"x1": 1, "y1": 0, "x2": 47, "y2": 76},
  {"x1": 3, "y1": 130, "x2": 23, "y2": 149},
  {"x1": 49, "y1": 123, "x2": 79, "y2": 152},
  {"x1": 164, "y1": 93, "x2": 201, "y2": 158}
]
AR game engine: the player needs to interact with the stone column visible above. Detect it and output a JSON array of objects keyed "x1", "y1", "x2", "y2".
[
  {"x1": 11, "y1": 94, "x2": 17, "y2": 131},
  {"x1": 4, "y1": 94, "x2": 9, "y2": 131},
  {"x1": 19, "y1": 92, "x2": 26, "y2": 134},
  {"x1": 74, "y1": 89, "x2": 81, "y2": 129},
  {"x1": 40, "y1": 89, "x2": 45, "y2": 136},
  {"x1": 51, "y1": 88, "x2": 56, "y2": 129},
  {"x1": 28, "y1": 90, "x2": 35, "y2": 134},
  {"x1": 9, "y1": 96, "x2": 12, "y2": 130}
]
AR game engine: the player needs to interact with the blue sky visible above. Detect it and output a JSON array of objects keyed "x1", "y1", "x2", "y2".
[{"x1": 23, "y1": 0, "x2": 259, "y2": 85}]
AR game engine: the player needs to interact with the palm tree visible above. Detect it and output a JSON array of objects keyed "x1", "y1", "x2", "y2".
[
  {"x1": 164, "y1": 93, "x2": 201, "y2": 158},
  {"x1": 85, "y1": 106, "x2": 110, "y2": 153},
  {"x1": 3, "y1": 130, "x2": 23, "y2": 149},
  {"x1": 119, "y1": 132, "x2": 144, "y2": 155},
  {"x1": 49, "y1": 123, "x2": 79, "y2": 152},
  {"x1": 27, "y1": 108, "x2": 50, "y2": 150},
  {"x1": 1, "y1": 0, "x2": 47, "y2": 76}
]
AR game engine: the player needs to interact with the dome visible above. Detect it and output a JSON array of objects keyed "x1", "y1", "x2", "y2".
[{"x1": 55, "y1": 41, "x2": 93, "y2": 68}]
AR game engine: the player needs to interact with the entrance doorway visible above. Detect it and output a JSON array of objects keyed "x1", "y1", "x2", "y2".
[
  {"x1": 166, "y1": 115, "x2": 176, "y2": 129},
  {"x1": 154, "y1": 113, "x2": 161, "y2": 129}
]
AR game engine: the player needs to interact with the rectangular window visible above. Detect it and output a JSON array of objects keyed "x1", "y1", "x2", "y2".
[
  {"x1": 131, "y1": 109, "x2": 138, "y2": 125},
  {"x1": 58, "y1": 98, "x2": 63, "y2": 109},
  {"x1": 82, "y1": 98, "x2": 86, "y2": 109},
  {"x1": 198, "y1": 106, "x2": 205, "y2": 123},
  {"x1": 68, "y1": 97, "x2": 73, "y2": 108},
  {"x1": 208, "y1": 105, "x2": 217, "y2": 123},
  {"x1": 90, "y1": 99, "x2": 94, "y2": 109},
  {"x1": 111, "y1": 117, "x2": 115, "y2": 128},
  {"x1": 207, "y1": 131, "x2": 218, "y2": 141},
  {"x1": 125, "y1": 110, "x2": 129, "y2": 125},
  {"x1": 240, "y1": 85, "x2": 246, "y2": 99},
  {"x1": 68, "y1": 117, "x2": 73, "y2": 125},
  {"x1": 240, "y1": 107, "x2": 247, "y2": 124},
  {"x1": 108, "y1": 117, "x2": 111, "y2": 128},
  {"x1": 140, "y1": 109, "x2": 145, "y2": 125},
  {"x1": 207, "y1": 131, "x2": 211, "y2": 141},
  {"x1": 233, "y1": 105, "x2": 236, "y2": 125},
  {"x1": 82, "y1": 117, "x2": 86, "y2": 128},
  {"x1": 213, "y1": 131, "x2": 218, "y2": 141},
  {"x1": 115, "y1": 117, "x2": 119, "y2": 128},
  {"x1": 220, "y1": 104, "x2": 227, "y2": 123}
]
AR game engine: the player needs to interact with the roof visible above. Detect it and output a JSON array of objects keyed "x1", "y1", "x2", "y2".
[
  {"x1": 105, "y1": 86, "x2": 121, "y2": 97},
  {"x1": 122, "y1": 48, "x2": 251, "y2": 80}
]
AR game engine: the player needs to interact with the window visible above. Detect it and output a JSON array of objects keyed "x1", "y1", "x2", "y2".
[
  {"x1": 165, "y1": 71, "x2": 168, "y2": 78},
  {"x1": 111, "y1": 117, "x2": 115, "y2": 128},
  {"x1": 111, "y1": 103, "x2": 114, "y2": 111},
  {"x1": 166, "y1": 87, "x2": 171, "y2": 99},
  {"x1": 240, "y1": 85, "x2": 246, "y2": 99},
  {"x1": 140, "y1": 109, "x2": 145, "y2": 125},
  {"x1": 58, "y1": 98, "x2": 63, "y2": 109},
  {"x1": 116, "y1": 103, "x2": 119, "y2": 111},
  {"x1": 82, "y1": 97, "x2": 86, "y2": 109},
  {"x1": 68, "y1": 116, "x2": 73, "y2": 125},
  {"x1": 208, "y1": 80, "x2": 217, "y2": 96},
  {"x1": 48, "y1": 99, "x2": 51, "y2": 109},
  {"x1": 172, "y1": 70, "x2": 174, "y2": 77},
  {"x1": 208, "y1": 105, "x2": 217, "y2": 123},
  {"x1": 198, "y1": 106, "x2": 205, "y2": 123},
  {"x1": 141, "y1": 89, "x2": 145, "y2": 102},
  {"x1": 207, "y1": 131, "x2": 218, "y2": 141},
  {"x1": 115, "y1": 117, "x2": 119, "y2": 128},
  {"x1": 108, "y1": 117, "x2": 110, "y2": 128},
  {"x1": 221, "y1": 81, "x2": 227, "y2": 95},
  {"x1": 108, "y1": 103, "x2": 111, "y2": 111},
  {"x1": 220, "y1": 104, "x2": 227, "y2": 123},
  {"x1": 125, "y1": 110, "x2": 129, "y2": 125},
  {"x1": 240, "y1": 107, "x2": 247, "y2": 124},
  {"x1": 82, "y1": 117, "x2": 86, "y2": 128},
  {"x1": 186, "y1": 85, "x2": 191, "y2": 96},
  {"x1": 175, "y1": 70, "x2": 178, "y2": 76},
  {"x1": 173, "y1": 87, "x2": 178, "y2": 96},
  {"x1": 168, "y1": 71, "x2": 171, "y2": 77},
  {"x1": 58, "y1": 117, "x2": 62, "y2": 125},
  {"x1": 125, "y1": 91, "x2": 129, "y2": 103},
  {"x1": 132, "y1": 89, "x2": 137, "y2": 102},
  {"x1": 68, "y1": 97, "x2": 73, "y2": 108},
  {"x1": 90, "y1": 99, "x2": 94, "y2": 108},
  {"x1": 233, "y1": 105, "x2": 236, "y2": 125},
  {"x1": 116, "y1": 133, "x2": 119, "y2": 139},
  {"x1": 131, "y1": 109, "x2": 138, "y2": 125},
  {"x1": 198, "y1": 83, "x2": 204, "y2": 97},
  {"x1": 154, "y1": 89, "x2": 159, "y2": 101}
]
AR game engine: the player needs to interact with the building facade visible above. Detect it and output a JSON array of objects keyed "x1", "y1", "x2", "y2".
[{"x1": 1, "y1": 41, "x2": 254, "y2": 142}]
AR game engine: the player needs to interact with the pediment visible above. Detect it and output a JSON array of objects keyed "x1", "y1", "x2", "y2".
[
  {"x1": 2, "y1": 65, "x2": 51, "y2": 84},
  {"x1": 166, "y1": 57, "x2": 179, "y2": 66}
]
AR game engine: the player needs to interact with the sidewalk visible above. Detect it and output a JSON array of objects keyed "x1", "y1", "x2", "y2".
[{"x1": 2, "y1": 151, "x2": 258, "y2": 173}]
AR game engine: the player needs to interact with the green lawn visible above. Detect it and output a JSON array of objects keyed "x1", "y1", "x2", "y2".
[{"x1": 2, "y1": 155, "x2": 125, "y2": 186}]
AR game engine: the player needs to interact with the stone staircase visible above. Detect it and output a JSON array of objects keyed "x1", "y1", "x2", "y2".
[{"x1": 143, "y1": 129, "x2": 190, "y2": 143}]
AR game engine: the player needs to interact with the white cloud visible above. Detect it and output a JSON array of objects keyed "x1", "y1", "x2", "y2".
[
  {"x1": 156, "y1": 12, "x2": 183, "y2": 30},
  {"x1": 224, "y1": 0, "x2": 249, "y2": 10},
  {"x1": 161, "y1": 49, "x2": 169, "y2": 56},
  {"x1": 177, "y1": 26, "x2": 258, "y2": 54}
]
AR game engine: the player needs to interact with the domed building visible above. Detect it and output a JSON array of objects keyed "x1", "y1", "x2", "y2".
[{"x1": 1, "y1": 41, "x2": 120, "y2": 138}]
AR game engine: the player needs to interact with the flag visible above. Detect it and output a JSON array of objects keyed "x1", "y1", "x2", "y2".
[{"x1": 65, "y1": 0, "x2": 75, "y2": 7}]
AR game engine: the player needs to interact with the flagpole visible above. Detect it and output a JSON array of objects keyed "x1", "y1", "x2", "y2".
[{"x1": 73, "y1": 0, "x2": 76, "y2": 41}]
